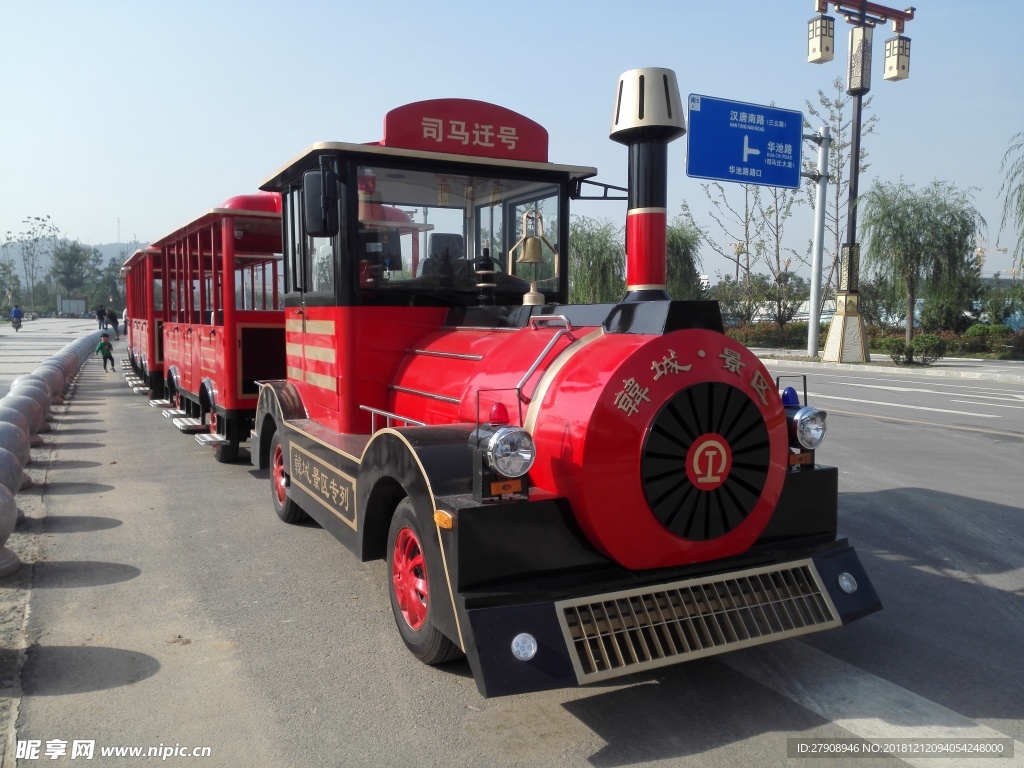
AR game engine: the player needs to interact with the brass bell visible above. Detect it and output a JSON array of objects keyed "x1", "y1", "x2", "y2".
[{"x1": 517, "y1": 235, "x2": 545, "y2": 264}]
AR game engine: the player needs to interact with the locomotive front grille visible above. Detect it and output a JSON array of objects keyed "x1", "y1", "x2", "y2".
[{"x1": 555, "y1": 560, "x2": 840, "y2": 683}]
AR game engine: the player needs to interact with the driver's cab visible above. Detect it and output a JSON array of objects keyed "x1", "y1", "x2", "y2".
[
  {"x1": 277, "y1": 150, "x2": 588, "y2": 309},
  {"x1": 259, "y1": 100, "x2": 595, "y2": 430}
]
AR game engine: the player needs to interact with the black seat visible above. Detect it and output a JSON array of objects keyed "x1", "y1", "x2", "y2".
[{"x1": 421, "y1": 234, "x2": 465, "y2": 277}]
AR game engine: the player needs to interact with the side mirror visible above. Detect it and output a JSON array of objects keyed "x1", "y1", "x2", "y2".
[{"x1": 303, "y1": 168, "x2": 339, "y2": 238}]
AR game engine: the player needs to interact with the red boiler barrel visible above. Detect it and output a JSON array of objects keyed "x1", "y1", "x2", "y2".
[{"x1": 526, "y1": 328, "x2": 789, "y2": 570}]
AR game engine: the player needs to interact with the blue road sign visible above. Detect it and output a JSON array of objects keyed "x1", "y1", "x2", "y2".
[{"x1": 686, "y1": 94, "x2": 803, "y2": 189}]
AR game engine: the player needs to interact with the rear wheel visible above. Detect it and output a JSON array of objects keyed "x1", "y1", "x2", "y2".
[
  {"x1": 213, "y1": 440, "x2": 239, "y2": 463},
  {"x1": 386, "y1": 499, "x2": 461, "y2": 665},
  {"x1": 269, "y1": 430, "x2": 308, "y2": 523},
  {"x1": 210, "y1": 412, "x2": 239, "y2": 463}
]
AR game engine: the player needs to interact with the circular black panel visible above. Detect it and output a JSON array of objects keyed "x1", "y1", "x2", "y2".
[{"x1": 641, "y1": 382, "x2": 771, "y2": 541}]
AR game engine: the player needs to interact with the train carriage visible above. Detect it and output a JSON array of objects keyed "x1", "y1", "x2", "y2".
[
  {"x1": 236, "y1": 68, "x2": 880, "y2": 697},
  {"x1": 123, "y1": 247, "x2": 165, "y2": 398},
  {"x1": 151, "y1": 192, "x2": 285, "y2": 462}
]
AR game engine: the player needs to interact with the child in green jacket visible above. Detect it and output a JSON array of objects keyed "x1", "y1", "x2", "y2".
[{"x1": 95, "y1": 333, "x2": 116, "y2": 372}]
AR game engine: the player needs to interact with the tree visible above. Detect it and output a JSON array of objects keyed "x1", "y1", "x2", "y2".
[
  {"x1": 981, "y1": 274, "x2": 1021, "y2": 326},
  {"x1": 568, "y1": 215, "x2": 624, "y2": 303},
  {"x1": 709, "y1": 273, "x2": 772, "y2": 326},
  {"x1": 860, "y1": 179, "x2": 985, "y2": 347},
  {"x1": 857, "y1": 277, "x2": 903, "y2": 329},
  {"x1": 665, "y1": 216, "x2": 703, "y2": 300},
  {"x1": 920, "y1": 245, "x2": 981, "y2": 334},
  {"x1": 51, "y1": 240, "x2": 102, "y2": 297},
  {"x1": 90, "y1": 256, "x2": 126, "y2": 311},
  {"x1": 682, "y1": 183, "x2": 763, "y2": 285},
  {"x1": 763, "y1": 272, "x2": 809, "y2": 330},
  {"x1": 17, "y1": 215, "x2": 61, "y2": 313},
  {"x1": 999, "y1": 131, "x2": 1024, "y2": 272},
  {"x1": 804, "y1": 77, "x2": 879, "y2": 296},
  {"x1": 756, "y1": 184, "x2": 804, "y2": 329},
  {"x1": 1, "y1": 231, "x2": 22, "y2": 309}
]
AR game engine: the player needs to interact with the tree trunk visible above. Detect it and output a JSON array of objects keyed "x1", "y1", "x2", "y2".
[{"x1": 904, "y1": 287, "x2": 916, "y2": 356}]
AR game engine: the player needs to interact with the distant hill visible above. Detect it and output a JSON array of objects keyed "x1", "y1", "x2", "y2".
[
  {"x1": 92, "y1": 242, "x2": 150, "y2": 265},
  {"x1": 4, "y1": 241, "x2": 149, "y2": 275}
]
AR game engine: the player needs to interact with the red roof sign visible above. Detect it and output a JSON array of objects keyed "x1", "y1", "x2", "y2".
[{"x1": 376, "y1": 98, "x2": 548, "y2": 162}]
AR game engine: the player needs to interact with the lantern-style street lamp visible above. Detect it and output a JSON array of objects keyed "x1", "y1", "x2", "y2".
[{"x1": 808, "y1": 1, "x2": 915, "y2": 362}]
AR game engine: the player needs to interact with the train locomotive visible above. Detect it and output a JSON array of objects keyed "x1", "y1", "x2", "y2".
[{"x1": 137, "y1": 67, "x2": 882, "y2": 698}]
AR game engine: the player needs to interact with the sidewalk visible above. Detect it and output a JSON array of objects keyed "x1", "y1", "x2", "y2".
[{"x1": 751, "y1": 348, "x2": 1024, "y2": 385}]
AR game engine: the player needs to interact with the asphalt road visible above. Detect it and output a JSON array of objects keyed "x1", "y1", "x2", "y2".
[{"x1": 2, "y1": 322, "x2": 1023, "y2": 767}]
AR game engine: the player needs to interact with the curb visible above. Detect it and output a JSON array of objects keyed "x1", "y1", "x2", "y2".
[{"x1": 755, "y1": 356, "x2": 1024, "y2": 385}]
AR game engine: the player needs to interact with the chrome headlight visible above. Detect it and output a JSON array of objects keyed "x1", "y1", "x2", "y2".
[
  {"x1": 791, "y1": 406, "x2": 827, "y2": 449},
  {"x1": 485, "y1": 427, "x2": 535, "y2": 478}
]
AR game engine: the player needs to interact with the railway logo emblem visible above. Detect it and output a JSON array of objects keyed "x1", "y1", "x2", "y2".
[{"x1": 685, "y1": 434, "x2": 733, "y2": 491}]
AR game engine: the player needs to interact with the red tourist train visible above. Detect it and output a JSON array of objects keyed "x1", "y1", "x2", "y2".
[{"x1": 127, "y1": 68, "x2": 880, "y2": 697}]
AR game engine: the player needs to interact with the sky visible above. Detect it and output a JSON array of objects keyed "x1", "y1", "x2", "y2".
[{"x1": 1, "y1": 0, "x2": 1022, "y2": 279}]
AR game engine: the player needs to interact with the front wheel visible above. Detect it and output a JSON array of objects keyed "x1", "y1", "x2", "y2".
[
  {"x1": 269, "y1": 430, "x2": 308, "y2": 524},
  {"x1": 386, "y1": 499, "x2": 461, "y2": 665}
]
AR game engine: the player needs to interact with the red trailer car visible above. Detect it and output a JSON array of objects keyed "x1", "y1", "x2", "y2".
[
  {"x1": 152, "y1": 192, "x2": 285, "y2": 462},
  {"x1": 123, "y1": 246, "x2": 165, "y2": 398}
]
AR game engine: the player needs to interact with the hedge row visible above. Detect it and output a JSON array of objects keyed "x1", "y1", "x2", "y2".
[{"x1": 725, "y1": 322, "x2": 1024, "y2": 360}]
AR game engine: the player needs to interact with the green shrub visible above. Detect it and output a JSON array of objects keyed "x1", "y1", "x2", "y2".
[
  {"x1": 879, "y1": 336, "x2": 910, "y2": 364},
  {"x1": 965, "y1": 323, "x2": 990, "y2": 337},
  {"x1": 1009, "y1": 333, "x2": 1024, "y2": 359},
  {"x1": 911, "y1": 334, "x2": 947, "y2": 364},
  {"x1": 988, "y1": 324, "x2": 1012, "y2": 337},
  {"x1": 725, "y1": 321, "x2": 817, "y2": 349}
]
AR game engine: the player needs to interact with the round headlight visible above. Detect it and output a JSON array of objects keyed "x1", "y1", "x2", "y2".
[
  {"x1": 794, "y1": 406, "x2": 827, "y2": 450},
  {"x1": 486, "y1": 427, "x2": 535, "y2": 478}
]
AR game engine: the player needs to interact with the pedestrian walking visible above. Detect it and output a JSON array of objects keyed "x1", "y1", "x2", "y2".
[
  {"x1": 95, "y1": 333, "x2": 116, "y2": 371},
  {"x1": 106, "y1": 309, "x2": 120, "y2": 339},
  {"x1": 95, "y1": 306, "x2": 107, "y2": 329}
]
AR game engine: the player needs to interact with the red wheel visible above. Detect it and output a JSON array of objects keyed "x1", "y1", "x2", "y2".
[
  {"x1": 392, "y1": 527, "x2": 428, "y2": 630},
  {"x1": 269, "y1": 430, "x2": 308, "y2": 523},
  {"x1": 386, "y1": 500, "x2": 461, "y2": 664}
]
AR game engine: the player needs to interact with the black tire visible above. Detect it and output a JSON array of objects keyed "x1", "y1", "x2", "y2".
[
  {"x1": 269, "y1": 430, "x2": 309, "y2": 523},
  {"x1": 386, "y1": 499, "x2": 462, "y2": 665},
  {"x1": 211, "y1": 413, "x2": 239, "y2": 463},
  {"x1": 213, "y1": 441, "x2": 239, "y2": 463}
]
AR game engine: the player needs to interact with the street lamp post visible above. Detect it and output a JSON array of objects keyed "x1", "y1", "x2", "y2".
[{"x1": 807, "y1": 0, "x2": 915, "y2": 362}]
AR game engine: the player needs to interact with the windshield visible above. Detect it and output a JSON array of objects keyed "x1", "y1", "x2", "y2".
[{"x1": 353, "y1": 164, "x2": 564, "y2": 303}]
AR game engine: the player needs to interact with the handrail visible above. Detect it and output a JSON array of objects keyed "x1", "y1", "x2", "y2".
[
  {"x1": 358, "y1": 405, "x2": 426, "y2": 433},
  {"x1": 517, "y1": 316, "x2": 576, "y2": 403}
]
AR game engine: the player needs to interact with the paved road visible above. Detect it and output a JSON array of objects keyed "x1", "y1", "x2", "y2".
[{"x1": 2, "y1": 324, "x2": 1022, "y2": 767}]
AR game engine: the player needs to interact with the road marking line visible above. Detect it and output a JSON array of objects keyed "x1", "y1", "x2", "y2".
[
  {"x1": 825, "y1": 408, "x2": 1023, "y2": 439},
  {"x1": 950, "y1": 400, "x2": 1024, "y2": 410},
  {"x1": 722, "y1": 642, "x2": 1024, "y2": 768},
  {"x1": 807, "y1": 392, "x2": 998, "y2": 418},
  {"x1": 839, "y1": 382, "x2": 944, "y2": 394}
]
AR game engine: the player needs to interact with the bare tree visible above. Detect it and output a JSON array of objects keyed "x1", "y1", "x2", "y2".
[
  {"x1": 17, "y1": 215, "x2": 61, "y2": 313},
  {"x1": 682, "y1": 183, "x2": 763, "y2": 285},
  {"x1": 756, "y1": 184, "x2": 805, "y2": 329},
  {"x1": 804, "y1": 77, "x2": 879, "y2": 296}
]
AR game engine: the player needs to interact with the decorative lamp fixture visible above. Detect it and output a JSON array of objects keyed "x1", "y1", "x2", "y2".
[
  {"x1": 846, "y1": 25, "x2": 873, "y2": 95},
  {"x1": 883, "y1": 34, "x2": 911, "y2": 80},
  {"x1": 808, "y1": 14, "x2": 836, "y2": 63}
]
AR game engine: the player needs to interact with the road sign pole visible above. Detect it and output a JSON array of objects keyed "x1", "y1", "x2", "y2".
[{"x1": 804, "y1": 126, "x2": 831, "y2": 358}]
